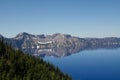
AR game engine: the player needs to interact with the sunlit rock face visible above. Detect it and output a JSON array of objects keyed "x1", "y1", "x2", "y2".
[{"x1": 1, "y1": 32, "x2": 120, "y2": 57}]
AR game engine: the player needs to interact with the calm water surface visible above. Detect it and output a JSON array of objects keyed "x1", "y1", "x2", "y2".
[{"x1": 44, "y1": 49, "x2": 120, "y2": 80}]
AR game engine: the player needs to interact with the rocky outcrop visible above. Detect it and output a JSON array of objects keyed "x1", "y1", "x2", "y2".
[{"x1": 0, "y1": 32, "x2": 120, "y2": 57}]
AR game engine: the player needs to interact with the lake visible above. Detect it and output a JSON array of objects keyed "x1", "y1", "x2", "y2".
[{"x1": 44, "y1": 48, "x2": 120, "y2": 80}]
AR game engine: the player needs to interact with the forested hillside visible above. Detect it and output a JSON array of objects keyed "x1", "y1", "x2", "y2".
[{"x1": 0, "y1": 40, "x2": 71, "y2": 80}]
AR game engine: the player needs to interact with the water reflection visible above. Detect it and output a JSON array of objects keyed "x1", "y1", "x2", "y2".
[
  {"x1": 33, "y1": 45, "x2": 120, "y2": 57},
  {"x1": 44, "y1": 48, "x2": 120, "y2": 80}
]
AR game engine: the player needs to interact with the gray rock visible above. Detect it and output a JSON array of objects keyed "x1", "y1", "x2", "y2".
[{"x1": 1, "y1": 32, "x2": 120, "y2": 57}]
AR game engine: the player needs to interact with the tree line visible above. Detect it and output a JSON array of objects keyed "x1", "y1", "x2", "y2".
[{"x1": 0, "y1": 40, "x2": 72, "y2": 80}]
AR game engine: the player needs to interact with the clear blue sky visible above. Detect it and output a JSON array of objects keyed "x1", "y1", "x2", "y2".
[{"x1": 0, "y1": 0, "x2": 120, "y2": 38}]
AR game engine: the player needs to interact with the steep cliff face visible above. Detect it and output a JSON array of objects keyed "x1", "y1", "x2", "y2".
[{"x1": 0, "y1": 32, "x2": 120, "y2": 57}]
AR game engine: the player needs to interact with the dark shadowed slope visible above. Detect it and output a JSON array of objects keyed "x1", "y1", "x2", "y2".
[{"x1": 0, "y1": 40, "x2": 72, "y2": 80}]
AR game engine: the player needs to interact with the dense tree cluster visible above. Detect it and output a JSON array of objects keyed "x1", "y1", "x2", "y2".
[{"x1": 0, "y1": 40, "x2": 71, "y2": 80}]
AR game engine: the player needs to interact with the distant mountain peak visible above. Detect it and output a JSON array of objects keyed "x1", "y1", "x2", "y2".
[
  {"x1": 52, "y1": 33, "x2": 65, "y2": 38},
  {"x1": 15, "y1": 32, "x2": 33, "y2": 39},
  {"x1": 0, "y1": 34, "x2": 3, "y2": 39},
  {"x1": 17, "y1": 32, "x2": 30, "y2": 36}
]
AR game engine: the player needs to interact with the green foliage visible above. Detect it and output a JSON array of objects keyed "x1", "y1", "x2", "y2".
[{"x1": 0, "y1": 40, "x2": 72, "y2": 80}]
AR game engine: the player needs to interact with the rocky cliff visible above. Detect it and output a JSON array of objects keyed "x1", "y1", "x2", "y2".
[{"x1": 1, "y1": 32, "x2": 120, "y2": 57}]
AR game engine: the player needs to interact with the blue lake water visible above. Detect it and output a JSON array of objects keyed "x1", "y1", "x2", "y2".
[{"x1": 44, "y1": 48, "x2": 120, "y2": 80}]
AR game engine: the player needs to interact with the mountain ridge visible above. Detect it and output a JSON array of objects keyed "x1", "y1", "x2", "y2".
[{"x1": 0, "y1": 32, "x2": 120, "y2": 57}]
